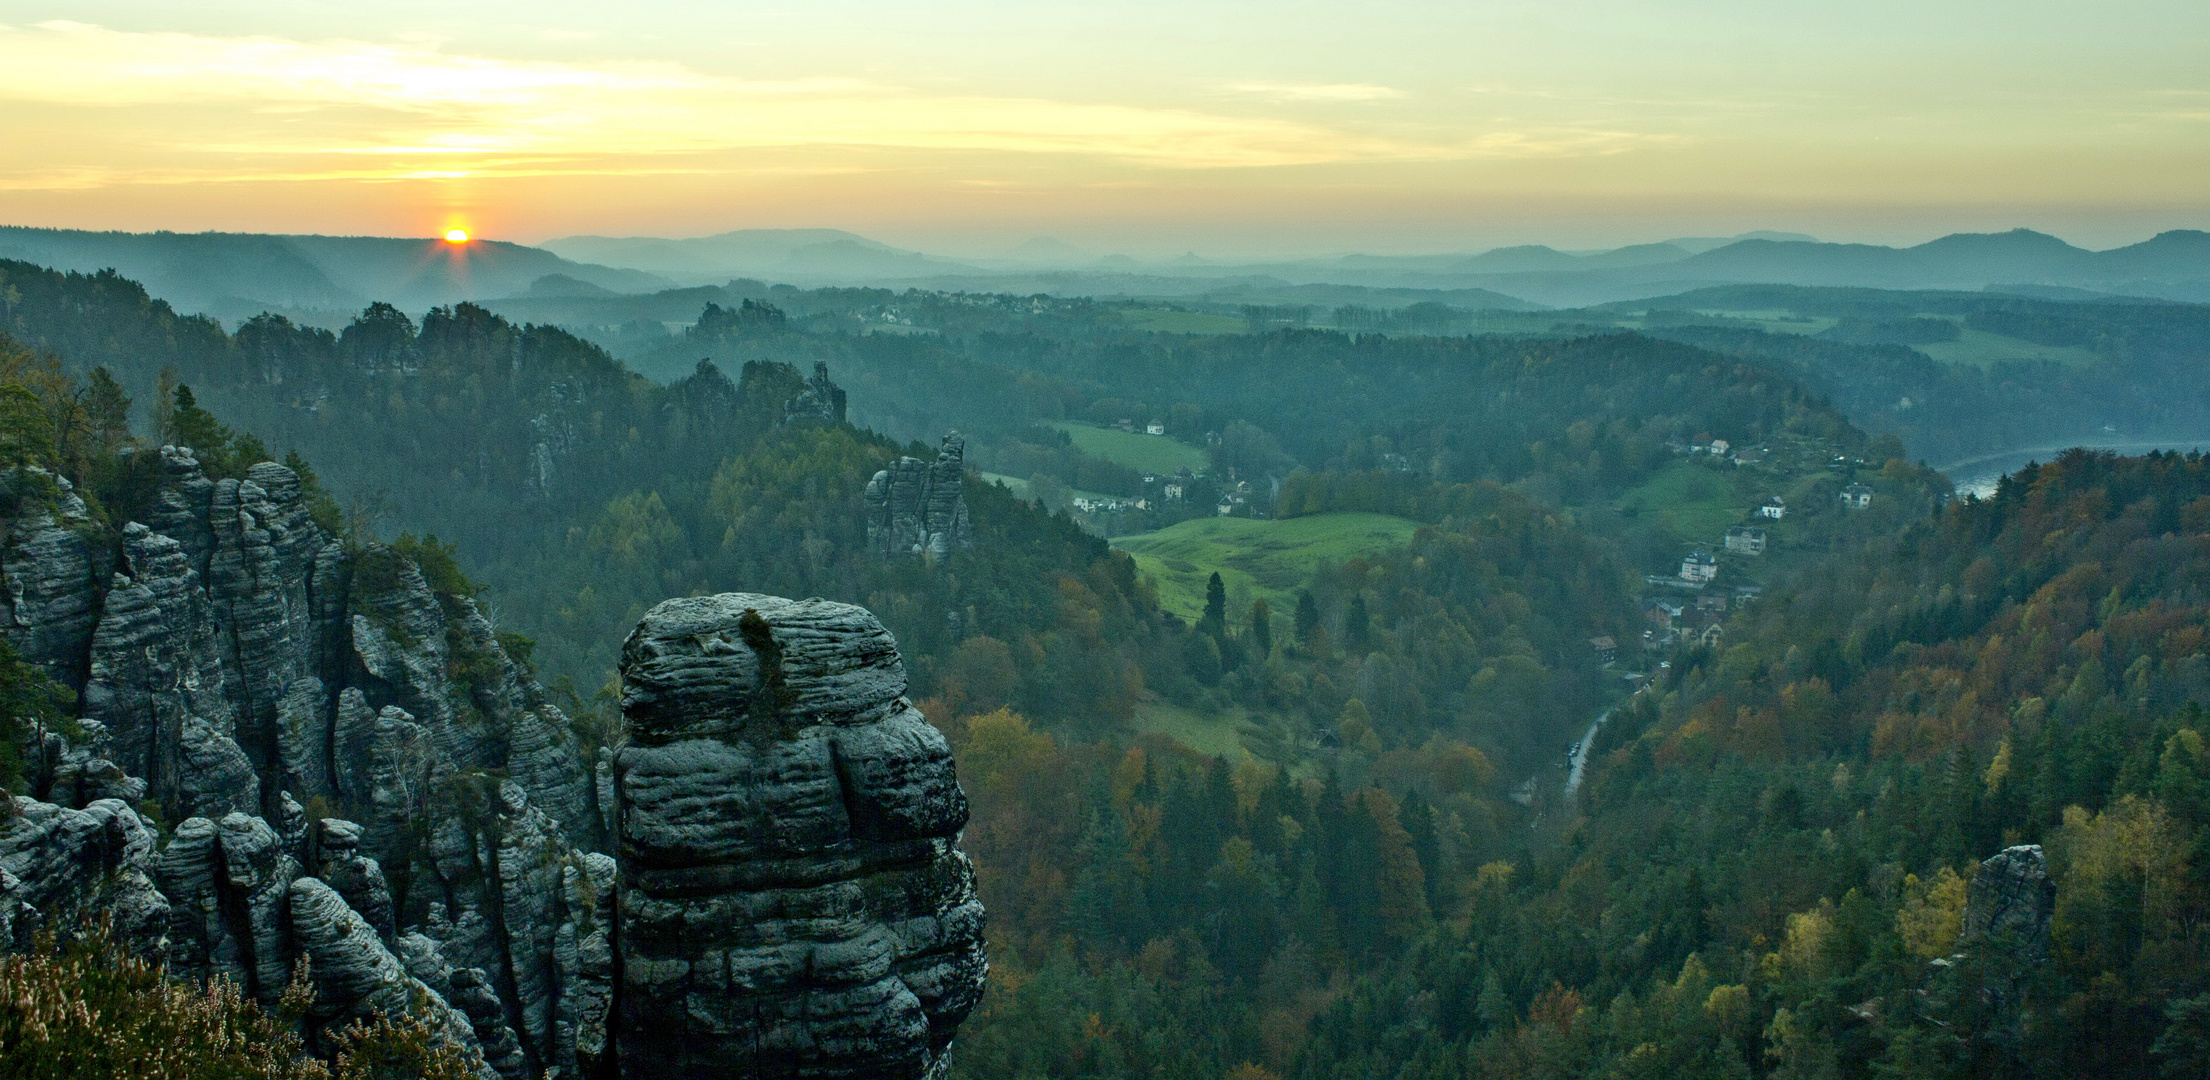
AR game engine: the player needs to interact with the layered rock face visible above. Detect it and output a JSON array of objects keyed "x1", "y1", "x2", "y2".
[
  {"x1": 863, "y1": 435, "x2": 975, "y2": 558},
  {"x1": 2, "y1": 449, "x2": 979, "y2": 1077},
  {"x1": 0, "y1": 447, "x2": 609, "y2": 1079},
  {"x1": 1963, "y1": 843, "x2": 2057, "y2": 962},
  {"x1": 615, "y1": 594, "x2": 986, "y2": 1079}
]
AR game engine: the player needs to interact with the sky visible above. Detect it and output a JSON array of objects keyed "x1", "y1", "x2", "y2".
[{"x1": 1, "y1": 0, "x2": 2206, "y2": 257}]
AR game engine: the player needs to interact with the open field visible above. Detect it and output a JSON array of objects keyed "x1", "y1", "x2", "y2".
[
  {"x1": 1617, "y1": 459, "x2": 1743, "y2": 544},
  {"x1": 1916, "y1": 327, "x2": 2102, "y2": 369},
  {"x1": 1131, "y1": 699, "x2": 1257, "y2": 759},
  {"x1": 977, "y1": 472, "x2": 1121, "y2": 504},
  {"x1": 1671, "y1": 309, "x2": 1838, "y2": 336},
  {"x1": 1117, "y1": 307, "x2": 1249, "y2": 334},
  {"x1": 1047, "y1": 421, "x2": 1210, "y2": 475},
  {"x1": 1111, "y1": 512, "x2": 1422, "y2": 620}
]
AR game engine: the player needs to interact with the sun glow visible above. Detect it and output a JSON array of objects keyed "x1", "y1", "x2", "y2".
[{"x1": 444, "y1": 228, "x2": 469, "y2": 243}]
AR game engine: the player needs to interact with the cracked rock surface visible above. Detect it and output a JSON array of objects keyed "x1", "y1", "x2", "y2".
[
  {"x1": 1, "y1": 449, "x2": 985, "y2": 1080},
  {"x1": 616, "y1": 593, "x2": 986, "y2": 1080}
]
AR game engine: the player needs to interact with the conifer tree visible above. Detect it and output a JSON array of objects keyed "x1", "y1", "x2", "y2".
[{"x1": 1201, "y1": 571, "x2": 1228, "y2": 639}]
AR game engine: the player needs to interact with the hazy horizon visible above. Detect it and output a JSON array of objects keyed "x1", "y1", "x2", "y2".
[{"x1": 2, "y1": 0, "x2": 2204, "y2": 255}]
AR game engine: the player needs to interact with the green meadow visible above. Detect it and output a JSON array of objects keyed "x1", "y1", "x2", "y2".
[
  {"x1": 1047, "y1": 421, "x2": 1210, "y2": 475},
  {"x1": 1617, "y1": 459, "x2": 1744, "y2": 544},
  {"x1": 1110, "y1": 512, "x2": 1423, "y2": 621},
  {"x1": 1116, "y1": 307, "x2": 1249, "y2": 334},
  {"x1": 1915, "y1": 326, "x2": 2102, "y2": 369}
]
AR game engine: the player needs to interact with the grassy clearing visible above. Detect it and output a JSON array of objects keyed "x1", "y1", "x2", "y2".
[
  {"x1": 978, "y1": 472, "x2": 1121, "y2": 504},
  {"x1": 1131, "y1": 699, "x2": 1258, "y2": 759},
  {"x1": 1111, "y1": 512, "x2": 1422, "y2": 620},
  {"x1": 1118, "y1": 308, "x2": 1248, "y2": 334},
  {"x1": 1916, "y1": 327, "x2": 2102, "y2": 369},
  {"x1": 1626, "y1": 309, "x2": 1838, "y2": 336},
  {"x1": 1617, "y1": 459, "x2": 1743, "y2": 544},
  {"x1": 1048, "y1": 421, "x2": 1210, "y2": 475}
]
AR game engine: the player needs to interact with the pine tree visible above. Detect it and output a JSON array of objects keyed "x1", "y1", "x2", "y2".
[
  {"x1": 1343, "y1": 594, "x2": 1372, "y2": 654},
  {"x1": 1397, "y1": 789, "x2": 1441, "y2": 911},
  {"x1": 167, "y1": 384, "x2": 233, "y2": 460},
  {"x1": 83, "y1": 366, "x2": 132, "y2": 456},
  {"x1": 1249, "y1": 598, "x2": 1272, "y2": 657},
  {"x1": 1201, "y1": 571, "x2": 1228, "y2": 639}
]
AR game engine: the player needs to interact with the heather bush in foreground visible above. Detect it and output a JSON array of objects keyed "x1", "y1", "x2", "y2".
[{"x1": 0, "y1": 921, "x2": 474, "y2": 1080}]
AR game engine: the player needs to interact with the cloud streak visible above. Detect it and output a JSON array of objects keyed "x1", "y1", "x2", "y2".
[
  {"x1": 0, "y1": 22, "x2": 1671, "y2": 188},
  {"x1": 1225, "y1": 83, "x2": 1406, "y2": 102}
]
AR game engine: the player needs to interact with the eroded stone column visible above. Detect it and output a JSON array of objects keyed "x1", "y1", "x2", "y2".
[{"x1": 615, "y1": 594, "x2": 986, "y2": 1080}]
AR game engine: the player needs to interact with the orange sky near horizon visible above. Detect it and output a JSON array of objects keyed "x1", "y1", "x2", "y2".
[{"x1": 2, "y1": 2, "x2": 2206, "y2": 255}]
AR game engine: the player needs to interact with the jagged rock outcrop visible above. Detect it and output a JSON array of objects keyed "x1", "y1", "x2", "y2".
[
  {"x1": 0, "y1": 468, "x2": 103, "y2": 689},
  {"x1": 1, "y1": 446, "x2": 612, "y2": 1078},
  {"x1": 3, "y1": 446, "x2": 987, "y2": 1079},
  {"x1": 82, "y1": 522, "x2": 258, "y2": 821},
  {"x1": 289, "y1": 875, "x2": 489, "y2": 1074},
  {"x1": 614, "y1": 594, "x2": 986, "y2": 1079},
  {"x1": 0, "y1": 796, "x2": 169, "y2": 954},
  {"x1": 399, "y1": 928, "x2": 533, "y2": 1079},
  {"x1": 864, "y1": 434, "x2": 975, "y2": 558},
  {"x1": 317, "y1": 818, "x2": 396, "y2": 942},
  {"x1": 1962, "y1": 843, "x2": 2057, "y2": 962},
  {"x1": 554, "y1": 852, "x2": 616, "y2": 1076},
  {"x1": 784, "y1": 360, "x2": 848, "y2": 426}
]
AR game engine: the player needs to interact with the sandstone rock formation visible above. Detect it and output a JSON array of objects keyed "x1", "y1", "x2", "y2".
[
  {"x1": 614, "y1": 594, "x2": 986, "y2": 1079},
  {"x1": 1962, "y1": 843, "x2": 2057, "y2": 962},
  {"x1": 2, "y1": 446, "x2": 981, "y2": 1079},
  {"x1": 784, "y1": 360, "x2": 848, "y2": 426},
  {"x1": 0, "y1": 795, "x2": 169, "y2": 955},
  {"x1": 0, "y1": 447, "x2": 606, "y2": 1079},
  {"x1": 863, "y1": 434, "x2": 975, "y2": 558}
]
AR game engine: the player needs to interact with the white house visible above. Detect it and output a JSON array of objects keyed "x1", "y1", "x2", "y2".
[
  {"x1": 1146, "y1": 421, "x2": 1166, "y2": 435},
  {"x1": 1680, "y1": 550, "x2": 1719, "y2": 582},
  {"x1": 1840, "y1": 483, "x2": 1874, "y2": 509},
  {"x1": 1759, "y1": 496, "x2": 1786, "y2": 519},
  {"x1": 1724, "y1": 526, "x2": 1767, "y2": 555}
]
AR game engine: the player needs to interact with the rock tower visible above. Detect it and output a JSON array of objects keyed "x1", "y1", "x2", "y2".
[
  {"x1": 613, "y1": 594, "x2": 986, "y2": 1079},
  {"x1": 862, "y1": 435, "x2": 974, "y2": 557},
  {"x1": 783, "y1": 361, "x2": 848, "y2": 426}
]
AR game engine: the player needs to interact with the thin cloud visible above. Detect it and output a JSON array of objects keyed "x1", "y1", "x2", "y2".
[
  {"x1": 1226, "y1": 83, "x2": 1406, "y2": 102},
  {"x1": 0, "y1": 23, "x2": 1672, "y2": 188}
]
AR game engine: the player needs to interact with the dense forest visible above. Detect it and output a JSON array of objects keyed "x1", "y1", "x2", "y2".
[
  {"x1": 4, "y1": 254, "x2": 2209, "y2": 1078},
  {"x1": 1630, "y1": 286, "x2": 2210, "y2": 466}
]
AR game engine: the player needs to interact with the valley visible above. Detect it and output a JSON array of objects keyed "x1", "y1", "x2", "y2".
[{"x1": 0, "y1": 241, "x2": 2202, "y2": 1080}]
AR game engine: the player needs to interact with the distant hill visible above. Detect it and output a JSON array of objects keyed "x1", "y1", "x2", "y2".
[
  {"x1": 1413, "y1": 229, "x2": 2210, "y2": 307},
  {"x1": 998, "y1": 236, "x2": 1095, "y2": 264},
  {"x1": 0, "y1": 226, "x2": 670, "y2": 321},
  {"x1": 539, "y1": 228, "x2": 984, "y2": 283},
  {"x1": 1606, "y1": 228, "x2": 2210, "y2": 300},
  {"x1": 529, "y1": 225, "x2": 2210, "y2": 305}
]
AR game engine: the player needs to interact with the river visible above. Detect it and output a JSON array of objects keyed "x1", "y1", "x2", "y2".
[{"x1": 1940, "y1": 440, "x2": 2210, "y2": 499}]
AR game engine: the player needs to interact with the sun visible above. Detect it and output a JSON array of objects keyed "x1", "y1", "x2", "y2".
[{"x1": 445, "y1": 228, "x2": 470, "y2": 244}]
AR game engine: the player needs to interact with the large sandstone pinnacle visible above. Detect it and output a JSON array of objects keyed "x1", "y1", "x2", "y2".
[{"x1": 613, "y1": 594, "x2": 987, "y2": 1079}]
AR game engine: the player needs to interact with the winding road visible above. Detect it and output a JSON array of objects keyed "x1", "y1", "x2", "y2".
[{"x1": 1565, "y1": 709, "x2": 1611, "y2": 795}]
